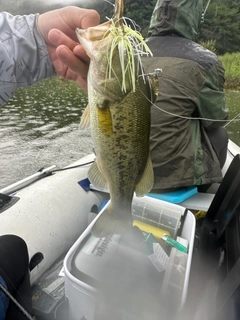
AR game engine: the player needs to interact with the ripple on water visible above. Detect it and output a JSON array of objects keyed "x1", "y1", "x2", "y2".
[{"x1": 0, "y1": 78, "x2": 91, "y2": 188}]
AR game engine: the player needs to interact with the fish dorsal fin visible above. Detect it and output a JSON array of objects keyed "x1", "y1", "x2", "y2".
[
  {"x1": 88, "y1": 160, "x2": 108, "y2": 191},
  {"x1": 135, "y1": 152, "x2": 154, "y2": 197},
  {"x1": 79, "y1": 104, "x2": 90, "y2": 129}
]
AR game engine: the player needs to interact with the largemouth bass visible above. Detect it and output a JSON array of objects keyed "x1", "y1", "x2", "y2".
[{"x1": 76, "y1": 0, "x2": 158, "y2": 238}]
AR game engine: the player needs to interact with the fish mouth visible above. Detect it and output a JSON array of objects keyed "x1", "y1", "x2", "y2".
[{"x1": 76, "y1": 21, "x2": 113, "y2": 43}]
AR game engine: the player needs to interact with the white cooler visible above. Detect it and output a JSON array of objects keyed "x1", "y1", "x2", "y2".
[{"x1": 64, "y1": 196, "x2": 196, "y2": 320}]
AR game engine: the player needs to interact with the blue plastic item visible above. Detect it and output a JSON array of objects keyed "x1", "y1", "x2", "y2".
[
  {"x1": 78, "y1": 177, "x2": 198, "y2": 204},
  {"x1": 78, "y1": 178, "x2": 91, "y2": 191},
  {"x1": 147, "y1": 186, "x2": 198, "y2": 204}
]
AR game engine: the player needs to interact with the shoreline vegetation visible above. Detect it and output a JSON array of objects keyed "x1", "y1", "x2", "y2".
[{"x1": 219, "y1": 52, "x2": 240, "y2": 91}]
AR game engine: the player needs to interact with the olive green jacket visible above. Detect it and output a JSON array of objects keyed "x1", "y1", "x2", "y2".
[{"x1": 142, "y1": 0, "x2": 228, "y2": 190}]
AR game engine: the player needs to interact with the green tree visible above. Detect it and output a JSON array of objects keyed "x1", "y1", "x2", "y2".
[
  {"x1": 199, "y1": 0, "x2": 240, "y2": 54},
  {"x1": 96, "y1": 0, "x2": 156, "y2": 38},
  {"x1": 124, "y1": 0, "x2": 156, "y2": 38}
]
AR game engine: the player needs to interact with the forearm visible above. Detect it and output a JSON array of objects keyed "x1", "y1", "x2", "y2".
[{"x1": 0, "y1": 12, "x2": 55, "y2": 106}]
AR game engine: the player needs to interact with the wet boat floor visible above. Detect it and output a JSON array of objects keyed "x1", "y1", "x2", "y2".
[{"x1": 31, "y1": 256, "x2": 67, "y2": 320}]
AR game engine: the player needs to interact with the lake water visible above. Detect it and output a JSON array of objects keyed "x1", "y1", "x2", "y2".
[
  {"x1": 0, "y1": 78, "x2": 240, "y2": 189},
  {"x1": 0, "y1": 78, "x2": 93, "y2": 189}
]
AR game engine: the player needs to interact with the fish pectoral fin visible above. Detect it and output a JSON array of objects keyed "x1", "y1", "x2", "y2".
[
  {"x1": 135, "y1": 152, "x2": 154, "y2": 197},
  {"x1": 91, "y1": 204, "x2": 132, "y2": 238},
  {"x1": 97, "y1": 102, "x2": 113, "y2": 135},
  {"x1": 88, "y1": 160, "x2": 108, "y2": 191},
  {"x1": 79, "y1": 104, "x2": 90, "y2": 129}
]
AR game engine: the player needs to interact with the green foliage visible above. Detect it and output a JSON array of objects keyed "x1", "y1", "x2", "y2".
[
  {"x1": 97, "y1": 0, "x2": 240, "y2": 51},
  {"x1": 199, "y1": 40, "x2": 217, "y2": 54},
  {"x1": 219, "y1": 52, "x2": 240, "y2": 89},
  {"x1": 198, "y1": 0, "x2": 240, "y2": 54}
]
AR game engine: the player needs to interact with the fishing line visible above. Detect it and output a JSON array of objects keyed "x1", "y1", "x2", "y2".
[
  {"x1": 149, "y1": 94, "x2": 239, "y2": 124},
  {"x1": 103, "y1": 0, "x2": 115, "y2": 8},
  {"x1": 123, "y1": 17, "x2": 141, "y2": 33},
  {"x1": 139, "y1": 74, "x2": 240, "y2": 124},
  {"x1": 0, "y1": 264, "x2": 35, "y2": 320},
  {"x1": 224, "y1": 113, "x2": 240, "y2": 127},
  {"x1": 38, "y1": 114, "x2": 240, "y2": 175},
  {"x1": 0, "y1": 283, "x2": 34, "y2": 320},
  {"x1": 150, "y1": 100, "x2": 230, "y2": 123}
]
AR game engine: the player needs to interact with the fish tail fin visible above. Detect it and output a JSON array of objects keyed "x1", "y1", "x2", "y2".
[{"x1": 91, "y1": 204, "x2": 132, "y2": 238}]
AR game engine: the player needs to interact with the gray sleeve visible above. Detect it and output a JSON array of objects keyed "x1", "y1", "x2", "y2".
[{"x1": 0, "y1": 12, "x2": 56, "y2": 106}]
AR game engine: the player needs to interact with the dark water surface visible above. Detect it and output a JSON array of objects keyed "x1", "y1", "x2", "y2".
[
  {"x1": 0, "y1": 78, "x2": 239, "y2": 189},
  {"x1": 0, "y1": 78, "x2": 93, "y2": 189}
]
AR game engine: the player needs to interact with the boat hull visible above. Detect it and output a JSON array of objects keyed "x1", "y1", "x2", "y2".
[{"x1": 0, "y1": 154, "x2": 108, "y2": 284}]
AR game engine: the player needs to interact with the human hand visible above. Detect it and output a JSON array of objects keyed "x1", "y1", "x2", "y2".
[{"x1": 38, "y1": 6, "x2": 100, "y2": 91}]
